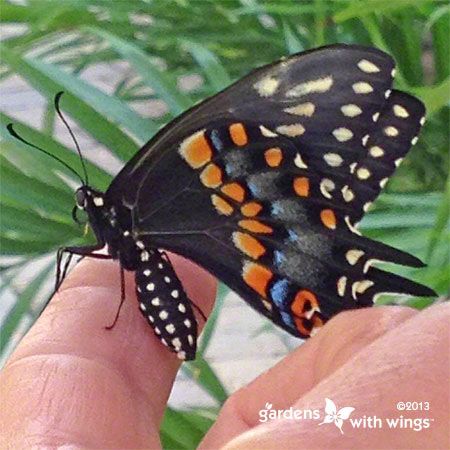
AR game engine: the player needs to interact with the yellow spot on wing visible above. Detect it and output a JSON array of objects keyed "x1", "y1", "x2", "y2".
[
  {"x1": 179, "y1": 130, "x2": 212, "y2": 168},
  {"x1": 211, "y1": 194, "x2": 233, "y2": 216},
  {"x1": 242, "y1": 261, "x2": 273, "y2": 297},
  {"x1": 229, "y1": 123, "x2": 248, "y2": 146},
  {"x1": 200, "y1": 163, "x2": 222, "y2": 188}
]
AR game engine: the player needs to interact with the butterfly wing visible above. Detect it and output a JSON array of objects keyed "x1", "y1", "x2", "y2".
[{"x1": 106, "y1": 44, "x2": 435, "y2": 338}]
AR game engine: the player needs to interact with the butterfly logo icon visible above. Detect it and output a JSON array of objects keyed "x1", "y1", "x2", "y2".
[{"x1": 319, "y1": 398, "x2": 355, "y2": 434}]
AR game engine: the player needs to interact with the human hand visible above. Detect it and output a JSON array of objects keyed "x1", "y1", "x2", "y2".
[{"x1": 0, "y1": 258, "x2": 448, "y2": 449}]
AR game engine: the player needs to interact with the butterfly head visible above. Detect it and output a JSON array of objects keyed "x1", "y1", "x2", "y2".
[{"x1": 73, "y1": 186, "x2": 105, "y2": 224}]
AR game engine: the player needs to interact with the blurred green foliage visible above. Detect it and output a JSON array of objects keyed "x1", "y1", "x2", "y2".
[{"x1": 0, "y1": 1, "x2": 449, "y2": 448}]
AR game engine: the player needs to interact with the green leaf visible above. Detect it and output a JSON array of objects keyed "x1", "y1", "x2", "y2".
[
  {"x1": 412, "y1": 77, "x2": 450, "y2": 115},
  {"x1": 182, "y1": 40, "x2": 231, "y2": 91},
  {"x1": 1, "y1": 112, "x2": 112, "y2": 191},
  {"x1": 182, "y1": 356, "x2": 228, "y2": 405},
  {"x1": 27, "y1": 57, "x2": 157, "y2": 141},
  {"x1": 86, "y1": 27, "x2": 192, "y2": 115},
  {"x1": 0, "y1": 43, "x2": 138, "y2": 160},
  {"x1": 160, "y1": 407, "x2": 216, "y2": 450}
]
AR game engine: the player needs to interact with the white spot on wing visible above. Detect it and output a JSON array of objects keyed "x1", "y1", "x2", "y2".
[
  {"x1": 294, "y1": 152, "x2": 308, "y2": 169},
  {"x1": 342, "y1": 185, "x2": 355, "y2": 202},
  {"x1": 341, "y1": 104, "x2": 362, "y2": 117},
  {"x1": 276, "y1": 123, "x2": 305, "y2": 137},
  {"x1": 345, "y1": 216, "x2": 361, "y2": 235},
  {"x1": 363, "y1": 202, "x2": 372, "y2": 212},
  {"x1": 372, "y1": 112, "x2": 380, "y2": 122},
  {"x1": 324, "y1": 152, "x2": 343, "y2": 167},
  {"x1": 411, "y1": 136, "x2": 419, "y2": 145},
  {"x1": 320, "y1": 178, "x2": 335, "y2": 199},
  {"x1": 353, "y1": 82, "x2": 373, "y2": 94},
  {"x1": 286, "y1": 76, "x2": 333, "y2": 97},
  {"x1": 259, "y1": 125, "x2": 278, "y2": 137},
  {"x1": 346, "y1": 249, "x2": 365, "y2": 265},
  {"x1": 284, "y1": 102, "x2": 315, "y2": 117},
  {"x1": 384, "y1": 126, "x2": 399, "y2": 137},
  {"x1": 357, "y1": 59, "x2": 380, "y2": 73},
  {"x1": 356, "y1": 167, "x2": 371, "y2": 180},
  {"x1": 254, "y1": 76, "x2": 280, "y2": 97},
  {"x1": 369, "y1": 146, "x2": 384, "y2": 158},
  {"x1": 337, "y1": 276, "x2": 347, "y2": 297},
  {"x1": 332, "y1": 127, "x2": 353, "y2": 142},
  {"x1": 393, "y1": 104, "x2": 409, "y2": 118}
]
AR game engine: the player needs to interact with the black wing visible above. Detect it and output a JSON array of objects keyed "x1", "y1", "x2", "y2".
[{"x1": 106, "y1": 44, "x2": 434, "y2": 338}]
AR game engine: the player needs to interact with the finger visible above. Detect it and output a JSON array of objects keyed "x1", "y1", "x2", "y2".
[
  {"x1": 0, "y1": 256, "x2": 216, "y2": 449},
  {"x1": 199, "y1": 306, "x2": 417, "y2": 449},
  {"x1": 222, "y1": 303, "x2": 450, "y2": 450}
]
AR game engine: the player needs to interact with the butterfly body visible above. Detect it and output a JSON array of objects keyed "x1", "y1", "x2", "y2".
[{"x1": 60, "y1": 44, "x2": 435, "y2": 360}]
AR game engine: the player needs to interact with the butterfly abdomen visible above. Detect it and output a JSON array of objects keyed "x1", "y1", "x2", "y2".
[{"x1": 135, "y1": 249, "x2": 198, "y2": 360}]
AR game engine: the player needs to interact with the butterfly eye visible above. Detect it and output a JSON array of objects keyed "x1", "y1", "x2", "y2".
[{"x1": 75, "y1": 188, "x2": 87, "y2": 209}]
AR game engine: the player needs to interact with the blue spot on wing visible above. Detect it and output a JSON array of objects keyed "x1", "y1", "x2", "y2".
[
  {"x1": 270, "y1": 278, "x2": 295, "y2": 329},
  {"x1": 281, "y1": 312, "x2": 295, "y2": 329},
  {"x1": 273, "y1": 250, "x2": 284, "y2": 268},
  {"x1": 270, "y1": 279, "x2": 290, "y2": 308},
  {"x1": 210, "y1": 129, "x2": 223, "y2": 151}
]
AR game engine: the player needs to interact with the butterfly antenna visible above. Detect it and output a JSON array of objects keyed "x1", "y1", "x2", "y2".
[
  {"x1": 6, "y1": 123, "x2": 85, "y2": 185},
  {"x1": 54, "y1": 91, "x2": 89, "y2": 185}
]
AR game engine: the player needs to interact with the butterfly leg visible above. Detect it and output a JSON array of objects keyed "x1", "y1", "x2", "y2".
[
  {"x1": 55, "y1": 243, "x2": 110, "y2": 290},
  {"x1": 135, "y1": 249, "x2": 198, "y2": 360}
]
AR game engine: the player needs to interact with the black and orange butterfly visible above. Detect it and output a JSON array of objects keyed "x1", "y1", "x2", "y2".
[{"x1": 8, "y1": 44, "x2": 436, "y2": 361}]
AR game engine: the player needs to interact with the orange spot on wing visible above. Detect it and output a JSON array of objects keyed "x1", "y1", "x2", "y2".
[
  {"x1": 293, "y1": 177, "x2": 310, "y2": 197},
  {"x1": 233, "y1": 232, "x2": 266, "y2": 259},
  {"x1": 320, "y1": 209, "x2": 337, "y2": 229},
  {"x1": 264, "y1": 147, "x2": 283, "y2": 167},
  {"x1": 221, "y1": 182, "x2": 245, "y2": 202},
  {"x1": 179, "y1": 131, "x2": 212, "y2": 168},
  {"x1": 242, "y1": 261, "x2": 273, "y2": 298},
  {"x1": 291, "y1": 290, "x2": 322, "y2": 336},
  {"x1": 211, "y1": 194, "x2": 233, "y2": 216},
  {"x1": 239, "y1": 219, "x2": 273, "y2": 234},
  {"x1": 229, "y1": 123, "x2": 248, "y2": 146},
  {"x1": 241, "y1": 202, "x2": 263, "y2": 217},
  {"x1": 200, "y1": 163, "x2": 222, "y2": 188},
  {"x1": 291, "y1": 290, "x2": 319, "y2": 317}
]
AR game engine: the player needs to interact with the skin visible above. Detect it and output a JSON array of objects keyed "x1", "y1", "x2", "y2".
[{"x1": 0, "y1": 257, "x2": 448, "y2": 449}]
